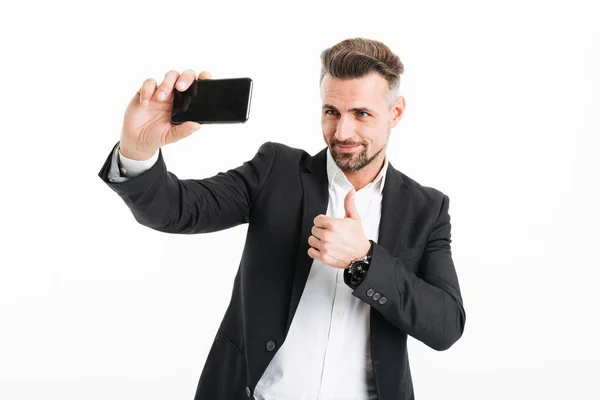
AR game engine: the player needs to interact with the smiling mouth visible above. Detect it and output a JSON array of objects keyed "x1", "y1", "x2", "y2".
[{"x1": 335, "y1": 144, "x2": 361, "y2": 151}]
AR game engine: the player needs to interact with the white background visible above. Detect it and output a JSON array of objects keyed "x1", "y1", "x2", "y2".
[{"x1": 1, "y1": 0, "x2": 599, "y2": 399}]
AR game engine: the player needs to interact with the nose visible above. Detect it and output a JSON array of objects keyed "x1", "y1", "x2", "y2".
[{"x1": 334, "y1": 115, "x2": 356, "y2": 142}]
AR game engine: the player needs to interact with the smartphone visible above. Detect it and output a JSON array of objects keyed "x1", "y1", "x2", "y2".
[{"x1": 171, "y1": 77, "x2": 253, "y2": 125}]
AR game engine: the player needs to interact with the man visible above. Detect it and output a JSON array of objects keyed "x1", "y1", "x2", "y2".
[{"x1": 98, "y1": 38, "x2": 466, "y2": 400}]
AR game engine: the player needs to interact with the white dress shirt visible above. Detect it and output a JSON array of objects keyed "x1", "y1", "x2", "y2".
[{"x1": 109, "y1": 146, "x2": 388, "y2": 400}]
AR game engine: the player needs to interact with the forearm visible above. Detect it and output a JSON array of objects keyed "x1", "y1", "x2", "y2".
[
  {"x1": 100, "y1": 142, "x2": 208, "y2": 233},
  {"x1": 98, "y1": 142, "x2": 275, "y2": 234}
]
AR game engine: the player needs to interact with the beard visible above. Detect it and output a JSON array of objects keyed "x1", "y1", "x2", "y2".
[
  {"x1": 330, "y1": 140, "x2": 385, "y2": 172},
  {"x1": 328, "y1": 123, "x2": 392, "y2": 172}
]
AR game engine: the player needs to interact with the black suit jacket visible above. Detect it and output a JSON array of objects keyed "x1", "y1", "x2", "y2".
[{"x1": 98, "y1": 141, "x2": 466, "y2": 400}]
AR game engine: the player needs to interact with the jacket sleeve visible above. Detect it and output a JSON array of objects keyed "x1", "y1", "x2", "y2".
[
  {"x1": 352, "y1": 194, "x2": 466, "y2": 351},
  {"x1": 97, "y1": 141, "x2": 276, "y2": 234}
]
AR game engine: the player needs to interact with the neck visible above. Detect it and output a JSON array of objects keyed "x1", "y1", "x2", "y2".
[{"x1": 343, "y1": 153, "x2": 386, "y2": 191}]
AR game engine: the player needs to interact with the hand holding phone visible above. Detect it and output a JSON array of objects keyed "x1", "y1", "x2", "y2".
[
  {"x1": 171, "y1": 77, "x2": 253, "y2": 125},
  {"x1": 119, "y1": 70, "x2": 211, "y2": 161}
]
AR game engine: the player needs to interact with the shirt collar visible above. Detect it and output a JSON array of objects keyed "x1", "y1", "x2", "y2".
[{"x1": 326, "y1": 148, "x2": 388, "y2": 194}]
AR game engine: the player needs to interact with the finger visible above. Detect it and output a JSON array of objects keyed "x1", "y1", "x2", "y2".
[
  {"x1": 137, "y1": 78, "x2": 157, "y2": 105},
  {"x1": 308, "y1": 235, "x2": 322, "y2": 251},
  {"x1": 180, "y1": 80, "x2": 197, "y2": 112},
  {"x1": 175, "y1": 69, "x2": 197, "y2": 92},
  {"x1": 313, "y1": 215, "x2": 333, "y2": 229},
  {"x1": 166, "y1": 121, "x2": 202, "y2": 144},
  {"x1": 181, "y1": 120, "x2": 202, "y2": 133},
  {"x1": 154, "y1": 70, "x2": 180, "y2": 102},
  {"x1": 191, "y1": 70, "x2": 210, "y2": 99},
  {"x1": 307, "y1": 247, "x2": 321, "y2": 261},
  {"x1": 311, "y1": 226, "x2": 327, "y2": 241},
  {"x1": 344, "y1": 189, "x2": 360, "y2": 220},
  {"x1": 197, "y1": 70, "x2": 212, "y2": 80}
]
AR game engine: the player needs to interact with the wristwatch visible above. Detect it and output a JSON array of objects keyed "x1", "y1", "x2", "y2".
[{"x1": 344, "y1": 241, "x2": 374, "y2": 289}]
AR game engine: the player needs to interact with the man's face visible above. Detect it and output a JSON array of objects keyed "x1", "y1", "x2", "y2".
[{"x1": 321, "y1": 72, "x2": 404, "y2": 172}]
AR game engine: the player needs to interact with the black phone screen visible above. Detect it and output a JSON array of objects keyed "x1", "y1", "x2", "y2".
[{"x1": 171, "y1": 77, "x2": 253, "y2": 124}]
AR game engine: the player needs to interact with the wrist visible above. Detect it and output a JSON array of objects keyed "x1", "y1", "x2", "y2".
[
  {"x1": 347, "y1": 240, "x2": 373, "y2": 269},
  {"x1": 119, "y1": 142, "x2": 156, "y2": 161},
  {"x1": 359, "y1": 239, "x2": 372, "y2": 259}
]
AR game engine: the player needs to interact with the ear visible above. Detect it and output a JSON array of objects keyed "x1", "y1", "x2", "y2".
[{"x1": 390, "y1": 96, "x2": 406, "y2": 128}]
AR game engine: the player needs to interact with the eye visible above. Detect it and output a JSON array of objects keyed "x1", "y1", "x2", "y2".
[
  {"x1": 325, "y1": 109, "x2": 338, "y2": 116},
  {"x1": 356, "y1": 111, "x2": 370, "y2": 118}
]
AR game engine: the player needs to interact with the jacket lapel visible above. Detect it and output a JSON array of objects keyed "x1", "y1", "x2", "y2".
[
  {"x1": 286, "y1": 147, "x2": 329, "y2": 334},
  {"x1": 377, "y1": 163, "x2": 412, "y2": 254}
]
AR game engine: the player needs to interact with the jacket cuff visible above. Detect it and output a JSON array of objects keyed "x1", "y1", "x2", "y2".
[
  {"x1": 98, "y1": 141, "x2": 168, "y2": 196},
  {"x1": 350, "y1": 241, "x2": 397, "y2": 311}
]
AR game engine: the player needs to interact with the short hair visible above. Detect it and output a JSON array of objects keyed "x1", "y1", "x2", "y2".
[{"x1": 320, "y1": 38, "x2": 404, "y2": 101}]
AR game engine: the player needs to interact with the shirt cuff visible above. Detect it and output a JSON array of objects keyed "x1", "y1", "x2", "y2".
[{"x1": 118, "y1": 147, "x2": 159, "y2": 178}]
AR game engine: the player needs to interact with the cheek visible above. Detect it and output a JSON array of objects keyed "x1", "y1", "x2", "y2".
[
  {"x1": 356, "y1": 126, "x2": 377, "y2": 144},
  {"x1": 363, "y1": 121, "x2": 388, "y2": 142}
]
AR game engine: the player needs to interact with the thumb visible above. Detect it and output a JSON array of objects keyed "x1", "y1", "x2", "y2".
[
  {"x1": 344, "y1": 189, "x2": 360, "y2": 220},
  {"x1": 167, "y1": 121, "x2": 202, "y2": 143}
]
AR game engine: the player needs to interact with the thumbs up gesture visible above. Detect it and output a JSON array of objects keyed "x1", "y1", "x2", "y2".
[{"x1": 308, "y1": 189, "x2": 371, "y2": 269}]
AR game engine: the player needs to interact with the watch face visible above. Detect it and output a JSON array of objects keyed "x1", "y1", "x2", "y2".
[{"x1": 351, "y1": 261, "x2": 368, "y2": 279}]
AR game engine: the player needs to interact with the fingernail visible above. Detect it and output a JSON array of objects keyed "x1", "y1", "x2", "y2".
[
  {"x1": 177, "y1": 81, "x2": 186, "y2": 90},
  {"x1": 141, "y1": 99, "x2": 149, "y2": 105},
  {"x1": 157, "y1": 91, "x2": 166, "y2": 101}
]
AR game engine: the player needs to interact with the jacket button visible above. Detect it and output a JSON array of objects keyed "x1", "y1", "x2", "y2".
[
  {"x1": 266, "y1": 340, "x2": 276, "y2": 352},
  {"x1": 372, "y1": 293, "x2": 381, "y2": 301},
  {"x1": 366, "y1": 288, "x2": 375, "y2": 297},
  {"x1": 379, "y1": 296, "x2": 387, "y2": 305},
  {"x1": 246, "y1": 386, "x2": 251, "y2": 397}
]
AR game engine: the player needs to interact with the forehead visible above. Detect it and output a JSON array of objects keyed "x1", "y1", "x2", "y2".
[{"x1": 320, "y1": 72, "x2": 389, "y2": 107}]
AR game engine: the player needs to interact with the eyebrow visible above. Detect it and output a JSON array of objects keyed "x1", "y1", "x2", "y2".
[{"x1": 322, "y1": 104, "x2": 376, "y2": 114}]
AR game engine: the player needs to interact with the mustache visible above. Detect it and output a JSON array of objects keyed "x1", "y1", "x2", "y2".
[{"x1": 331, "y1": 140, "x2": 367, "y2": 147}]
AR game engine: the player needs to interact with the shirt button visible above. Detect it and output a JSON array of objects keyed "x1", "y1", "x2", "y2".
[
  {"x1": 337, "y1": 311, "x2": 344, "y2": 319},
  {"x1": 379, "y1": 297, "x2": 387, "y2": 305},
  {"x1": 366, "y1": 288, "x2": 375, "y2": 297},
  {"x1": 266, "y1": 340, "x2": 276, "y2": 352},
  {"x1": 246, "y1": 386, "x2": 251, "y2": 397},
  {"x1": 372, "y1": 293, "x2": 381, "y2": 301},
  {"x1": 119, "y1": 167, "x2": 127, "y2": 175}
]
